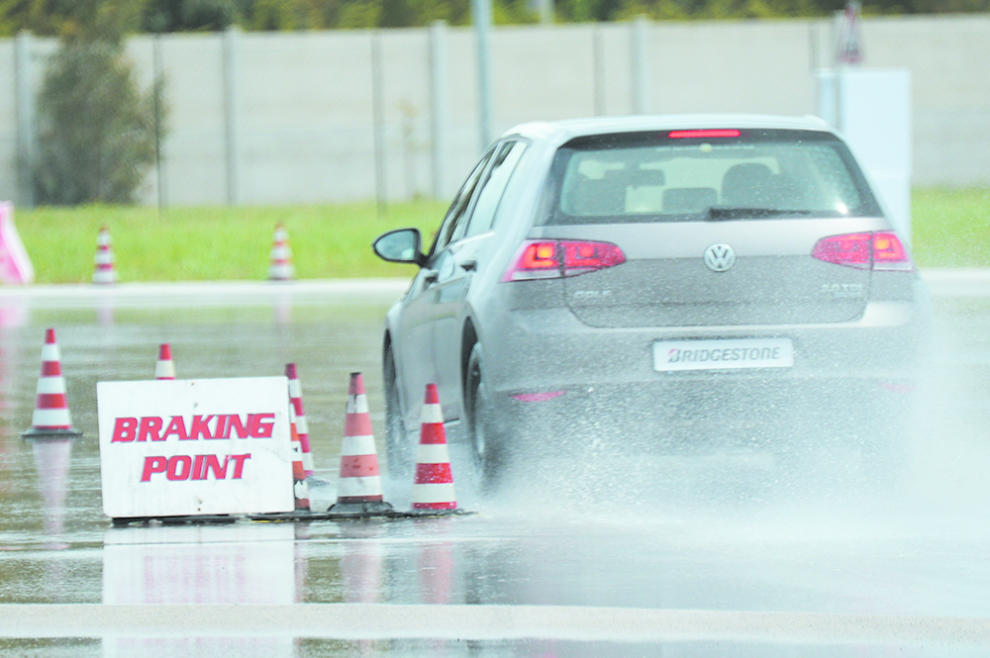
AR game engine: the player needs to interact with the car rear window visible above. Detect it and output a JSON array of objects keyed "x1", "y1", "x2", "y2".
[{"x1": 539, "y1": 129, "x2": 882, "y2": 224}]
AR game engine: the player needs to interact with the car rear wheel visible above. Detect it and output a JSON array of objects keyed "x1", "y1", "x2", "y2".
[
  {"x1": 384, "y1": 345, "x2": 412, "y2": 483},
  {"x1": 465, "y1": 343, "x2": 504, "y2": 491}
]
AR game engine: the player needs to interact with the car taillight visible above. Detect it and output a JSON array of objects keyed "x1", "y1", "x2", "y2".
[
  {"x1": 502, "y1": 240, "x2": 626, "y2": 282},
  {"x1": 811, "y1": 232, "x2": 912, "y2": 271},
  {"x1": 871, "y1": 232, "x2": 910, "y2": 269}
]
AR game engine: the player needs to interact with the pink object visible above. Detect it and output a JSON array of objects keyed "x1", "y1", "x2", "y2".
[
  {"x1": 93, "y1": 226, "x2": 116, "y2": 284},
  {"x1": 155, "y1": 343, "x2": 175, "y2": 380},
  {"x1": 22, "y1": 328, "x2": 82, "y2": 439},
  {"x1": 0, "y1": 202, "x2": 34, "y2": 284},
  {"x1": 412, "y1": 383, "x2": 457, "y2": 511},
  {"x1": 269, "y1": 224, "x2": 294, "y2": 280},
  {"x1": 335, "y1": 372, "x2": 385, "y2": 504},
  {"x1": 286, "y1": 363, "x2": 315, "y2": 477}
]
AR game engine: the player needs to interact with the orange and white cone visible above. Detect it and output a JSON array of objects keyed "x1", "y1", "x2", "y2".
[
  {"x1": 289, "y1": 403, "x2": 310, "y2": 511},
  {"x1": 155, "y1": 343, "x2": 175, "y2": 380},
  {"x1": 92, "y1": 226, "x2": 116, "y2": 284},
  {"x1": 22, "y1": 328, "x2": 82, "y2": 440},
  {"x1": 328, "y1": 372, "x2": 392, "y2": 516},
  {"x1": 411, "y1": 383, "x2": 457, "y2": 511},
  {"x1": 285, "y1": 363, "x2": 315, "y2": 478},
  {"x1": 268, "y1": 223, "x2": 294, "y2": 281}
]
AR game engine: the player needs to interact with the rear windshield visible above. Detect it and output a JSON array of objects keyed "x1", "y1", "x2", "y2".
[{"x1": 539, "y1": 129, "x2": 882, "y2": 224}]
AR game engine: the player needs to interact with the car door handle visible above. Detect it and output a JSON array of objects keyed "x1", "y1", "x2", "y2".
[
  {"x1": 459, "y1": 260, "x2": 477, "y2": 272},
  {"x1": 423, "y1": 269, "x2": 439, "y2": 284}
]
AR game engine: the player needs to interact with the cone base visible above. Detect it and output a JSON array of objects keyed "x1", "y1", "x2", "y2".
[
  {"x1": 327, "y1": 500, "x2": 394, "y2": 518},
  {"x1": 22, "y1": 427, "x2": 82, "y2": 441}
]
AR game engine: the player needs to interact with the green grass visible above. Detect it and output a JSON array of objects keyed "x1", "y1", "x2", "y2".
[
  {"x1": 911, "y1": 188, "x2": 990, "y2": 268},
  {"x1": 9, "y1": 189, "x2": 989, "y2": 284},
  {"x1": 16, "y1": 201, "x2": 447, "y2": 283}
]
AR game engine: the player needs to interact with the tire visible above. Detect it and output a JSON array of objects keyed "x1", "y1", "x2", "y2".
[
  {"x1": 383, "y1": 345, "x2": 412, "y2": 482},
  {"x1": 465, "y1": 342, "x2": 505, "y2": 491}
]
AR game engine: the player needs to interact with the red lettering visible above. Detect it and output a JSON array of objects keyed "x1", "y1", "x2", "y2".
[
  {"x1": 227, "y1": 414, "x2": 249, "y2": 439},
  {"x1": 118, "y1": 414, "x2": 276, "y2": 443},
  {"x1": 190, "y1": 415, "x2": 214, "y2": 439},
  {"x1": 140, "y1": 456, "x2": 168, "y2": 481},
  {"x1": 162, "y1": 416, "x2": 189, "y2": 441},
  {"x1": 138, "y1": 416, "x2": 164, "y2": 442},
  {"x1": 248, "y1": 413, "x2": 275, "y2": 438},
  {"x1": 203, "y1": 454, "x2": 228, "y2": 479},
  {"x1": 166, "y1": 455, "x2": 192, "y2": 480},
  {"x1": 212, "y1": 415, "x2": 228, "y2": 439},
  {"x1": 139, "y1": 453, "x2": 252, "y2": 481},
  {"x1": 112, "y1": 417, "x2": 138, "y2": 442},
  {"x1": 229, "y1": 453, "x2": 251, "y2": 479}
]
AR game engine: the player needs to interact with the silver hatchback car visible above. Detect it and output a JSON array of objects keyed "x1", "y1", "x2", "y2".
[{"x1": 374, "y1": 115, "x2": 930, "y2": 487}]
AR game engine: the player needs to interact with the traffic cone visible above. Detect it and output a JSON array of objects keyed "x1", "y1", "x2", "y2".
[
  {"x1": 22, "y1": 328, "x2": 82, "y2": 440},
  {"x1": 155, "y1": 343, "x2": 175, "y2": 380},
  {"x1": 285, "y1": 364, "x2": 315, "y2": 479},
  {"x1": 268, "y1": 223, "x2": 294, "y2": 281},
  {"x1": 92, "y1": 226, "x2": 116, "y2": 284},
  {"x1": 328, "y1": 372, "x2": 392, "y2": 516},
  {"x1": 289, "y1": 403, "x2": 310, "y2": 511},
  {"x1": 411, "y1": 383, "x2": 457, "y2": 511}
]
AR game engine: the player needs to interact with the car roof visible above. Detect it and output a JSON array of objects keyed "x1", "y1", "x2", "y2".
[{"x1": 501, "y1": 114, "x2": 835, "y2": 146}]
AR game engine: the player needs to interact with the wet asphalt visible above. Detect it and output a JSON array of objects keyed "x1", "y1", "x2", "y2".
[{"x1": 0, "y1": 275, "x2": 989, "y2": 656}]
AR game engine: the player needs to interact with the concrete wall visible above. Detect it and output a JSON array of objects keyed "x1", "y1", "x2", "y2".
[{"x1": 1, "y1": 15, "x2": 988, "y2": 207}]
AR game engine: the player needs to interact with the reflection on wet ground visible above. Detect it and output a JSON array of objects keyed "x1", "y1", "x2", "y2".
[{"x1": 0, "y1": 282, "x2": 988, "y2": 656}]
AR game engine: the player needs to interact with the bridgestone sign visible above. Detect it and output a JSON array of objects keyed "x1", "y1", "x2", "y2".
[{"x1": 98, "y1": 377, "x2": 295, "y2": 519}]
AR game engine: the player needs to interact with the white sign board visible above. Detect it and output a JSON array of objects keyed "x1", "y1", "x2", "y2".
[
  {"x1": 816, "y1": 68, "x2": 913, "y2": 244},
  {"x1": 98, "y1": 377, "x2": 294, "y2": 518}
]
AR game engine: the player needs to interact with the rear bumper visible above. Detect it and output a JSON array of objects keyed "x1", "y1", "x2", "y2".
[
  {"x1": 488, "y1": 298, "x2": 929, "y2": 386},
  {"x1": 480, "y1": 296, "x2": 929, "y2": 452}
]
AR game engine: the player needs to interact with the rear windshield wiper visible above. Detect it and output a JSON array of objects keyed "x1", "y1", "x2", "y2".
[{"x1": 706, "y1": 206, "x2": 817, "y2": 220}]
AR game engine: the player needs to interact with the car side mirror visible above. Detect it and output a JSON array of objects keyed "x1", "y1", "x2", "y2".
[{"x1": 372, "y1": 228, "x2": 425, "y2": 266}]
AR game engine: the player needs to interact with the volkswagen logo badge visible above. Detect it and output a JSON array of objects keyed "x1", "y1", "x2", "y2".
[{"x1": 704, "y1": 243, "x2": 736, "y2": 272}]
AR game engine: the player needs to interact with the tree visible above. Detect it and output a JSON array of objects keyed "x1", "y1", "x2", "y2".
[
  {"x1": 141, "y1": 0, "x2": 238, "y2": 33},
  {"x1": 34, "y1": 6, "x2": 164, "y2": 204}
]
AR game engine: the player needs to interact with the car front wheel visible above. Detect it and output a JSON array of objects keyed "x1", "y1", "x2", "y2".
[
  {"x1": 383, "y1": 345, "x2": 412, "y2": 483},
  {"x1": 465, "y1": 342, "x2": 505, "y2": 491}
]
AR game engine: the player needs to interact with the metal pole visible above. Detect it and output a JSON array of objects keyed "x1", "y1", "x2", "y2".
[
  {"x1": 429, "y1": 20, "x2": 449, "y2": 200},
  {"x1": 14, "y1": 31, "x2": 36, "y2": 208},
  {"x1": 222, "y1": 26, "x2": 240, "y2": 205},
  {"x1": 153, "y1": 34, "x2": 166, "y2": 212},
  {"x1": 472, "y1": 0, "x2": 493, "y2": 152},
  {"x1": 631, "y1": 16, "x2": 649, "y2": 114},
  {"x1": 371, "y1": 32, "x2": 387, "y2": 218}
]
